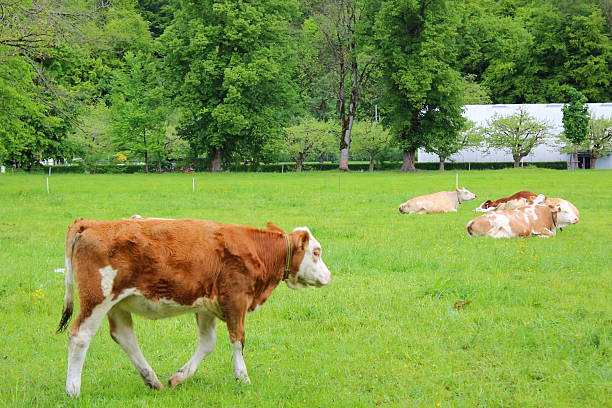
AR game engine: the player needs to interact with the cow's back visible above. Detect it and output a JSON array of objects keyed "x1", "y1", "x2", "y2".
[
  {"x1": 406, "y1": 191, "x2": 455, "y2": 213},
  {"x1": 71, "y1": 219, "x2": 231, "y2": 305}
]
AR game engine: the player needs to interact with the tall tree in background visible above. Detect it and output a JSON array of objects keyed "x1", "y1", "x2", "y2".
[
  {"x1": 375, "y1": 0, "x2": 465, "y2": 172},
  {"x1": 562, "y1": 87, "x2": 589, "y2": 170},
  {"x1": 109, "y1": 52, "x2": 168, "y2": 172},
  {"x1": 311, "y1": 0, "x2": 377, "y2": 171},
  {"x1": 161, "y1": 0, "x2": 299, "y2": 171},
  {"x1": 482, "y1": 106, "x2": 551, "y2": 167}
]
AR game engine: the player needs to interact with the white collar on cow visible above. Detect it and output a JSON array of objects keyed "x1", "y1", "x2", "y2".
[{"x1": 283, "y1": 233, "x2": 293, "y2": 281}]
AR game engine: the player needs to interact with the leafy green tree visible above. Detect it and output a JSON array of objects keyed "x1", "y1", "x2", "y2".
[
  {"x1": 283, "y1": 118, "x2": 336, "y2": 171},
  {"x1": 562, "y1": 87, "x2": 589, "y2": 170},
  {"x1": 161, "y1": 0, "x2": 300, "y2": 171},
  {"x1": 426, "y1": 120, "x2": 483, "y2": 170},
  {"x1": 482, "y1": 106, "x2": 551, "y2": 167},
  {"x1": 374, "y1": 0, "x2": 465, "y2": 172},
  {"x1": 350, "y1": 121, "x2": 393, "y2": 171},
  {"x1": 585, "y1": 115, "x2": 612, "y2": 169},
  {"x1": 109, "y1": 51, "x2": 169, "y2": 172},
  {"x1": 65, "y1": 101, "x2": 114, "y2": 169}
]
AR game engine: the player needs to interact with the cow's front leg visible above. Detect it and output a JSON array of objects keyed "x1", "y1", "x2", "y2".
[
  {"x1": 168, "y1": 312, "x2": 216, "y2": 387},
  {"x1": 223, "y1": 300, "x2": 250, "y2": 383}
]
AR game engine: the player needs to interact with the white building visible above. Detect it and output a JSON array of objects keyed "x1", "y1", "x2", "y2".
[{"x1": 418, "y1": 103, "x2": 612, "y2": 169}]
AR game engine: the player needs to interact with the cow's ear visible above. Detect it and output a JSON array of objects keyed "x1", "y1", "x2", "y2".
[
  {"x1": 296, "y1": 230, "x2": 310, "y2": 250},
  {"x1": 266, "y1": 222, "x2": 284, "y2": 233}
]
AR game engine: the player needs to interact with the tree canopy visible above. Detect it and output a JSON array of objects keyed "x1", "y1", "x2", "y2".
[{"x1": 0, "y1": 0, "x2": 610, "y2": 170}]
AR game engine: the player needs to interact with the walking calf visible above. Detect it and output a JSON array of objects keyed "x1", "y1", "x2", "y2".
[{"x1": 58, "y1": 218, "x2": 331, "y2": 397}]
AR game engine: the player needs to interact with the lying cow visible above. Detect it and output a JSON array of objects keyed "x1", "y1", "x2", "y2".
[
  {"x1": 474, "y1": 190, "x2": 537, "y2": 212},
  {"x1": 466, "y1": 195, "x2": 577, "y2": 238},
  {"x1": 57, "y1": 218, "x2": 331, "y2": 397},
  {"x1": 398, "y1": 188, "x2": 477, "y2": 214}
]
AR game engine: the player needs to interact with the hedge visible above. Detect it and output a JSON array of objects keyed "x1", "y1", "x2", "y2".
[
  {"x1": 228, "y1": 161, "x2": 568, "y2": 172},
  {"x1": 43, "y1": 164, "x2": 148, "y2": 174},
  {"x1": 36, "y1": 161, "x2": 567, "y2": 174}
]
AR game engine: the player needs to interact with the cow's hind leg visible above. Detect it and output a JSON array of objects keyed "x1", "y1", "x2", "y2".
[
  {"x1": 66, "y1": 298, "x2": 116, "y2": 398},
  {"x1": 107, "y1": 307, "x2": 163, "y2": 390},
  {"x1": 168, "y1": 312, "x2": 216, "y2": 387}
]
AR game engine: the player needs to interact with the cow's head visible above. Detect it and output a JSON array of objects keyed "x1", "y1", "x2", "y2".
[
  {"x1": 474, "y1": 200, "x2": 494, "y2": 212},
  {"x1": 457, "y1": 188, "x2": 477, "y2": 203},
  {"x1": 549, "y1": 199, "x2": 580, "y2": 228},
  {"x1": 286, "y1": 227, "x2": 331, "y2": 290}
]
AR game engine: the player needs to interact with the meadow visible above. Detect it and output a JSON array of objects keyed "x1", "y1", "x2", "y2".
[{"x1": 0, "y1": 169, "x2": 610, "y2": 407}]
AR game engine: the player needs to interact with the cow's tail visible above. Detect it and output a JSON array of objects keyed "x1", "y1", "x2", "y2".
[
  {"x1": 57, "y1": 220, "x2": 87, "y2": 333},
  {"x1": 466, "y1": 220, "x2": 475, "y2": 236}
]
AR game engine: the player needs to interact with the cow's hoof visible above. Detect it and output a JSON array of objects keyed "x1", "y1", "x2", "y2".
[
  {"x1": 235, "y1": 373, "x2": 251, "y2": 384},
  {"x1": 66, "y1": 384, "x2": 80, "y2": 398},
  {"x1": 168, "y1": 374, "x2": 184, "y2": 388},
  {"x1": 146, "y1": 378, "x2": 164, "y2": 390}
]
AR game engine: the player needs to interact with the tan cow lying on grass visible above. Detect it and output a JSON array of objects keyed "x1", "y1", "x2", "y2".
[
  {"x1": 57, "y1": 218, "x2": 331, "y2": 397},
  {"x1": 466, "y1": 195, "x2": 579, "y2": 238},
  {"x1": 398, "y1": 188, "x2": 477, "y2": 214}
]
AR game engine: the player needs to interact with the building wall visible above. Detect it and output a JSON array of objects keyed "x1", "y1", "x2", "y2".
[{"x1": 418, "y1": 103, "x2": 612, "y2": 169}]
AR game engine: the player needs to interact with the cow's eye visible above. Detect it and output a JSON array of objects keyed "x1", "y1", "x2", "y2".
[{"x1": 313, "y1": 248, "x2": 321, "y2": 257}]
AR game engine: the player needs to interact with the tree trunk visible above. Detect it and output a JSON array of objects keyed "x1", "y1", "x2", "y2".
[
  {"x1": 338, "y1": 57, "x2": 348, "y2": 171},
  {"x1": 368, "y1": 156, "x2": 375, "y2": 172},
  {"x1": 590, "y1": 156, "x2": 598, "y2": 169},
  {"x1": 211, "y1": 148, "x2": 222, "y2": 172},
  {"x1": 513, "y1": 156, "x2": 521, "y2": 168},
  {"x1": 400, "y1": 149, "x2": 417, "y2": 172},
  {"x1": 296, "y1": 153, "x2": 304, "y2": 172},
  {"x1": 143, "y1": 130, "x2": 149, "y2": 173},
  {"x1": 439, "y1": 157, "x2": 445, "y2": 171}
]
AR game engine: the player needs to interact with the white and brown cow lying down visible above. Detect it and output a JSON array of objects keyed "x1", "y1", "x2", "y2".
[
  {"x1": 398, "y1": 188, "x2": 477, "y2": 214},
  {"x1": 474, "y1": 190, "x2": 537, "y2": 212},
  {"x1": 466, "y1": 195, "x2": 579, "y2": 238},
  {"x1": 57, "y1": 218, "x2": 331, "y2": 397}
]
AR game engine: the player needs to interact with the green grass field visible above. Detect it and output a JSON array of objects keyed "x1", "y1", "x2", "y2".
[{"x1": 1, "y1": 169, "x2": 610, "y2": 407}]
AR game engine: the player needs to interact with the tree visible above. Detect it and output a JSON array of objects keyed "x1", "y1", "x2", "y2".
[
  {"x1": 350, "y1": 121, "x2": 392, "y2": 171},
  {"x1": 482, "y1": 106, "x2": 551, "y2": 167},
  {"x1": 283, "y1": 118, "x2": 336, "y2": 171},
  {"x1": 310, "y1": 0, "x2": 378, "y2": 171},
  {"x1": 585, "y1": 115, "x2": 612, "y2": 169},
  {"x1": 426, "y1": 120, "x2": 483, "y2": 170},
  {"x1": 161, "y1": 0, "x2": 300, "y2": 172},
  {"x1": 109, "y1": 51, "x2": 169, "y2": 172},
  {"x1": 562, "y1": 87, "x2": 589, "y2": 170},
  {"x1": 374, "y1": 0, "x2": 465, "y2": 172}
]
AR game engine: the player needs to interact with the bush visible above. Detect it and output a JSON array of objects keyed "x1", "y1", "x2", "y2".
[{"x1": 43, "y1": 164, "x2": 148, "y2": 174}]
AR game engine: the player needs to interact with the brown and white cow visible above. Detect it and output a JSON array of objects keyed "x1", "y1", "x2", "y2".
[
  {"x1": 57, "y1": 218, "x2": 331, "y2": 397},
  {"x1": 474, "y1": 190, "x2": 537, "y2": 212},
  {"x1": 466, "y1": 195, "x2": 577, "y2": 238},
  {"x1": 398, "y1": 188, "x2": 477, "y2": 214}
]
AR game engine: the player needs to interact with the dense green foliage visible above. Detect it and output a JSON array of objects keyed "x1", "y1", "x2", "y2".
[
  {"x1": 0, "y1": 0, "x2": 610, "y2": 170},
  {"x1": 1, "y1": 170, "x2": 610, "y2": 405}
]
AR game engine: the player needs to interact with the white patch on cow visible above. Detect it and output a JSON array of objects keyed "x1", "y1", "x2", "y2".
[
  {"x1": 232, "y1": 341, "x2": 250, "y2": 383},
  {"x1": 489, "y1": 213, "x2": 514, "y2": 238},
  {"x1": 287, "y1": 227, "x2": 331, "y2": 290},
  {"x1": 98, "y1": 266, "x2": 117, "y2": 297},
  {"x1": 118, "y1": 291, "x2": 223, "y2": 320}
]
